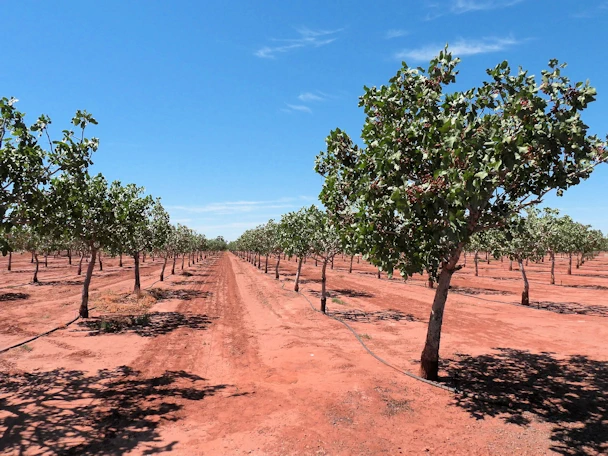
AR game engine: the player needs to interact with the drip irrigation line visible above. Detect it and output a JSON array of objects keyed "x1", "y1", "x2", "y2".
[
  {"x1": 0, "y1": 307, "x2": 97, "y2": 355},
  {"x1": 295, "y1": 285, "x2": 459, "y2": 394}
]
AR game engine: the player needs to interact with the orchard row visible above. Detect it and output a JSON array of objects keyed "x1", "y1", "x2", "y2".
[
  {"x1": 237, "y1": 48, "x2": 607, "y2": 381},
  {"x1": 1, "y1": 97, "x2": 227, "y2": 319}
]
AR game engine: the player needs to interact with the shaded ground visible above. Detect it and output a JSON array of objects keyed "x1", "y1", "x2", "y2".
[
  {"x1": 445, "y1": 349, "x2": 608, "y2": 456},
  {"x1": 77, "y1": 312, "x2": 214, "y2": 337},
  {"x1": 0, "y1": 367, "x2": 228, "y2": 455}
]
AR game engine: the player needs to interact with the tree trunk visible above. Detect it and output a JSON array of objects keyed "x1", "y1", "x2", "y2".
[
  {"x1": 188, "y1": 253, "x2": 191, "y2": 267},
  {"x1": 509, "y1": 260, "x2": 513, "y2": 271},
  {"x1": 474, "y1": 250, "x2": 479, "y2": 277},
  {"x1": 160, "y1": 255, "x2": 168, "y2": 281},
  {"x1": 142, "y1": 252, "x2": 146, "y2": 263},
  {"x1": 275, "y1": 254, "x2": 281, "y2": 279},
  {"x1": 119, "y1": 253, "x2": 123, "y2": 267},
  {"x1": 349, "y1": 255, "x2": 354, "y2": 273},
  {"x1": 80, "y1": 248, "x2": 96, "y2": 318},
  {"x1": 576, "y1": 254, "x2": 580, "y2": 269},
  {"x1": 98, "y1": 252, "x2": 103, "y2": 271},
  {"x1": 181, "y1": 254, "x2": 185, "y2": 270},
  {"x1": 568, "y1": 253, "x2": 572, "y2": 275},
  {"x1": 315, "y1": 258, "x2": 318, "y2": 267},
  {"x1": 419, "y1": 253, "x2": 460, "y2": 381},
  {"x1": 320, "y1": 259, "x2": 328, "y2": 313},
  {"x1": 294, "y1": 257, "x2": 303, "y2": 292},
  {"x1": 264, "y1": 255, "x2": 268, "y2": 273},
  {"x1": 67, "y1": 249, "x2": 72, "y2": 265},
  {"x1": 31, "y1": 251, "x2": 34, "y2": 263},
  {"x1": 428, "y1": 277, "x2": 434, "y2": 289},
  {"x1": 519, "y1": 259, "x2": 530, "y2": 306},
  {"x1": 172, "y1": 255, "x2": 177, "y2": 275},
  {"x1": 32, "y1": 253, "x2": 40, "y2": 283},
  {"x1": 331, "y1": 258, "x2": 334, "y2": 270},
  {"x1": 44, "y1": 253, "x2": 48, "y2": 268},
  {"x1": 7, "y1": 252, "x2": 11, "y2": 271},
  {"x1": 78, "y1": 253, "x2": 84, "y2": 275},
  {"x1": 377, "y1": 267, "x2": 381, "y2": 279},
  {"x1": 550, "y1": 251, "x2": 555, "y2": 285},
  {"x1": 357, "y1": 255, "x2": 360, "y2": 264},
  {"x1": 133, "y1": 252, "x2": 141, "y2": 297}
]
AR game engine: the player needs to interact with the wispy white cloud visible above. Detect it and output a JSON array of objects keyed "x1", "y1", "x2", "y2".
[
  {"x1": 283, "y1": 104, "x2": 313, "y2": 114},
  {"x1": 425, "y1": 0, "x2": 524, "y2": 19},
  {"x1": 451, "y1": 0, "x2": 524, "y2": 13},
  {"x1": 168, "y1": 197, "x2": 315, "y2": 215},
  {"x1": 168, "y1": 197, "x2": 318, "y2": 241},
  {"x1": 385, "y1": 29, "x2": 409, "y2": 39},
  {"x1": 254, "y1": 27, "x2": 342, "y2": 59},
  {"x1": 298, "y1": 92, "x2": 325, "y2": 102},
  {"x1": 395, "y1": 36, "x2": 520, "y2": 61}
]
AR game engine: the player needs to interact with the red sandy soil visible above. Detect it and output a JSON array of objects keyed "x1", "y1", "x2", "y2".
[{"x1": 0, "y1": 251, "x2": 606, "y2": 455}]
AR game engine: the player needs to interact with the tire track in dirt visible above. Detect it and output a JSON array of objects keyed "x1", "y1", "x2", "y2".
[
  {"x1": 130, "y1": 254, "x2": 261, "y2": 382},
  {"x1": 129, "y1": 257, "x2": 217, "y2": 377}
]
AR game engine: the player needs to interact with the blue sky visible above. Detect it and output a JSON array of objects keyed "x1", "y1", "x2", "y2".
[{"x1": 2, "y1": 0, "x2": 607, "y2": 240}]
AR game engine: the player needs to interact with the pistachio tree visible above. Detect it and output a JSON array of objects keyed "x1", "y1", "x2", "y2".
[
  {"x1": 149, "y1": 199, "x2": 172, "y2": 281},
  {"x1": 534, "y1": 208, "x2": 566, "y2": 284},
  {"x1": 308, "y1": 207, "x2": 341, "y2": 313},
  {"x1": 109, "y1": 182, "x2": 154, "y2": 296},
  {"x1": 264, "y1": 220, "x2": 283, "y2": 279},
  {"x1": 489, "y1": 212, "x2": 545, "y2": 306},
  {"x1": 51, "y1": 173, "x2": 115, "y2": 317},
  {"x1": 467, "y1": 231, "x2": 493, "y2": 277},
  {"x1": 315, "y1": 48, "x2": 607, "y2": 380},
  {"x1": 1, "y1": 98, "x2": 98, "y2": 254},
  {"x1": 279, "y1": 207, "x2": 316, "y2": 292},
  {"x1": 560, "y1": 217, "x2": 587, "y2": 275}
]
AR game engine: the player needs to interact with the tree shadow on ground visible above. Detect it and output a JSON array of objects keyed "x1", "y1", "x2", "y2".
[
  {"x1": 298, "y1": 278, "x2": 322, "y2": 284},
  {"x1": 34, "y1": 280, "x2": 83, "y2": 286},
  {"x1": 173, "y1": 280, "x2": 207, "y2": 286},
  {"x1": 570, "y1": 273, "x2": 608, "y2": 280},
  {"x1": 0, "y1": 292, "x2": 29, "y2": 301},
  {"x1": 148, "y1": 288, "x2": 212, "y2": 301},
  {"x1": 528, "y1": 301, "x2": 608, "y2": 317},
  {"x1": 444, "y1": 348, "x2": 607, "y2": 455},
  {"x1": 328, "y1": 309, "x2": 418, "y2": 323},
  {"x1": 77, "y1": 312, "x2": 214, "y2": 337},
  {"x1": 450, "y1": 286, "x2": 512, "y2": 296},
  {"x1": 487, "y1": 276, "x2": 521, "y2": 281},
  {"x1": 333, "y1": 288, "x2": 374, "y2": 298},
  {"x1": 0, "y1": 367, "x2": 230, "y2": 455},
  {"x1": 562, "y1": 284, "x2": 608, "y2": 291}
]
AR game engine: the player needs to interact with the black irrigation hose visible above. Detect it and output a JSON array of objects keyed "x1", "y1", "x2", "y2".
[
  {"x1": 295, "y1": 285, "x2": 460, "y2": 394},
  {"x1": 0, "y1": 308, "x2": 96, "y2": 354}
]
